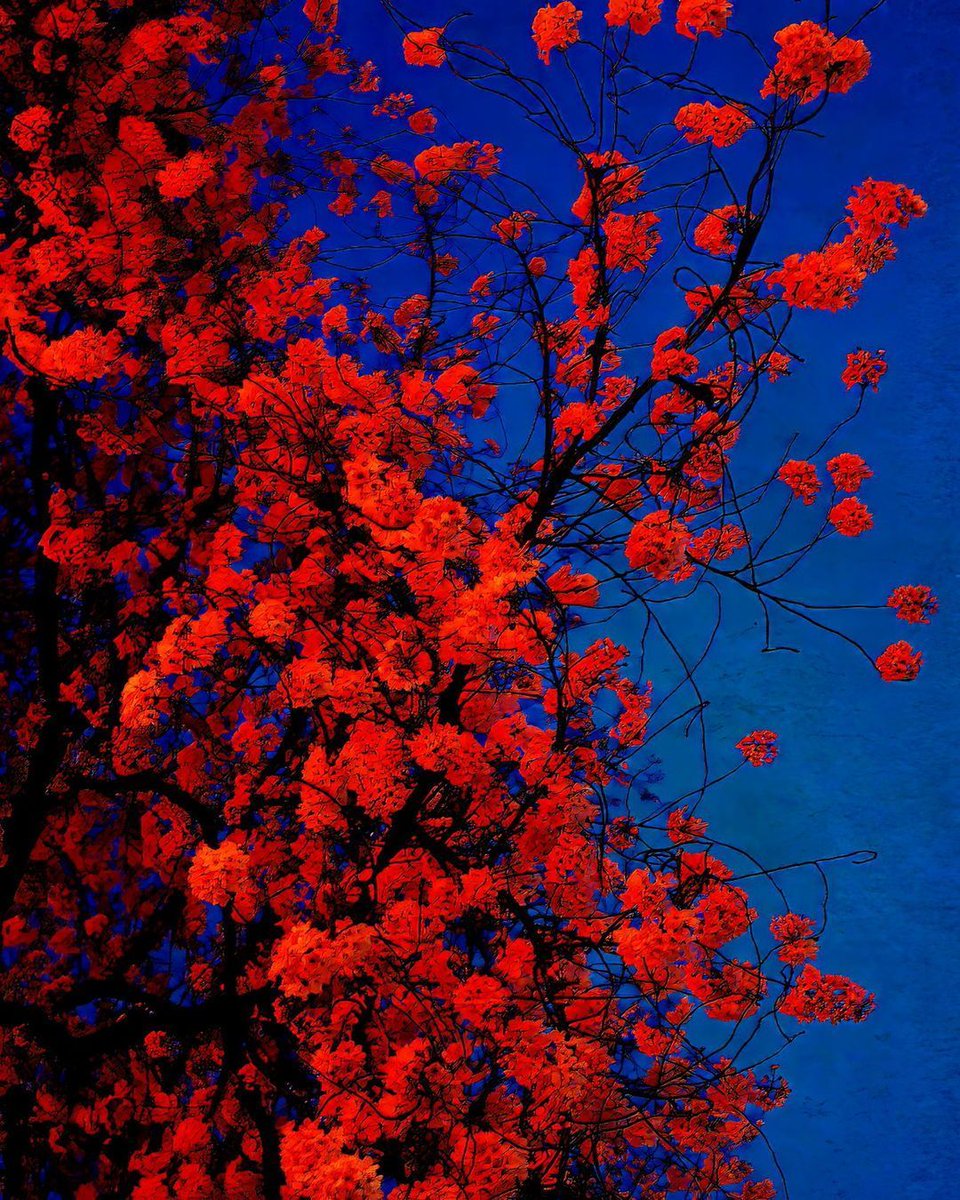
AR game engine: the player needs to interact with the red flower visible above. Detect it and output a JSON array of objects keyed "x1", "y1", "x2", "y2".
[
  {"x1": 676, "y1": 0, "x2": 731, "y2": 40},
  {"x1": 604, "y1": 210, "x2": 661, "y2": 272},
  {"x1": 693, "y1": 204, "x2": 749, "y2": 255},
  {"x1": 770, "y1": 913, "x2": 819, "y2": 965},
  {"x1": 650, "y1": 325, "x2": 698, "y2": 379},
  {"x1": 768, "y1": 241, "x2": 865, "y2": 311},
  {"x1": 546, "y1": 564, "x2": 600, "y2": 607},
  {"x1": 761, "y1": 21, "x2": 870, "y2": 105},
  {"x1": 303, "y1": 0, "x2": 338, "y2": 34},
  {"x1": 667, "y1": 806, "x2": 709, "y2": 844},
  {"x1": 736, "y1": 730, "x2": 779, "y2": 766},
  {"x1": 847, "y1": 179, "x2": 927, "y2": 242},
  {"x1": 887, "y1": 585, "x2": 938, "y2": 625},
  {"x1": 532, "y1": 3, "x2": 582, "y2": 64},
  {"x1": 493, "y1": 211, "x2": 535, "y2": 242},
  {"x1": 827, "y1": 452, "x2": 872, "y2": 493},
  {"x1": 778, "y1": 459, "x2": 820, "y2": 505},
  {"x1": 876, "y1": 640, "x2": 923, "y2": 681},
  {"x1": 841, "y1": 348, "x2": 887, "y2": 390},
  {"x1": 779, "y1": 964, "x2": 874, "y2": 1023},
  {"x1": 9, "y1": 104, "x2": 51, "y2": 154},
  {"x1": 403, "y1": 27, "x2": 446, "y2": 67},
  {"x1": 606, "y1": 0, "x2": 662, "y2": 35},
  {"x1": 828, "y1": 496, "x2": 873, "y2": 537},
  {"x1": 408, "y1": 108, "x2": 436, "y2": 135},
  {"x1": 625, "y1": 510, "x2": 690, "y2": 580},
  {"x1": 571, "y1": 150, "x2": 644, "y2": 222},
  {"x1": 675, "y1": 101, "x2": 752, "y2": 148}
]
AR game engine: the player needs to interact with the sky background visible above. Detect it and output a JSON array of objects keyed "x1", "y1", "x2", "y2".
[{"x1": 339, "y1": 3, "x2": 960, "y2": 1196}]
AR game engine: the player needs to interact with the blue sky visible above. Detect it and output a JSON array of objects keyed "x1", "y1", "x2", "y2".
[{"x1": 337, "y1": 3, "x2": 960, "y2": 1195}]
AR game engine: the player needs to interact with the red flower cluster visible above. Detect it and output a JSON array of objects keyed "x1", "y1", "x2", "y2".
[
  {"x1": 493, "y1": 210, "x2": 535, "y2": 242},
  {"x1": 768, "y1": 241, "x2": 865, "y2": 312},
  {"x1": 876, "y1": 640, "x2": 923, "y2": 681},
  {"x1": 847, "y1": 178, "x2": 927, "y2": 242},
  {"x1": 694, "y1": 204, "x2": 750, "y2": 255},
  {"x1": 650, "y1": 325, "x2": 699, "y2": 379},
  {"x1": 532, "y1": 2, "x2": 582, "y2": 63},
  {"x1": 667, "y1": 806, "x2": 709, "y2": 844},
  {"x1": 841, "y1": 348, "x2": 887, "y2": 390},
  {"x1": 0, "y1": 0, "x2": 928, "y2": 1194},
  {"x1": 827, "y1": 452, "x2": 872, "y2": 493},
  {"x1": 604, "y1": 210, "x2": 661, "y2": 271},
  {"x1": 606, "y1": 0, "x2": 663, "y2": 35},
  {"x1": 770, "y1": 183, "x2": 924, "y2": 311},
  {"x1": 778, "y1": 459, "x2": 821, "y2": 505},
  {"x1": 779, "y1": 965, "x2": 874, "y2": 1024},
  {"x1": 676, "y1": 0, "x2": 731, "y2": 39},
  {"x1": 624, "y1": 510, "x2": 691, "y2": 580},
  {"x1": 736, "y1": 730, "x2": 779, "y2": 767},
  {"x1": 304, "y1": 0, "x2": 339, "y2": 34},
  {"x1": 686, "y1": 523, "x2": 748, "y2": 572},
  {"x1": 9, "y1": 104, "x2": 52, "y2": 153},
  {"x1": 761, "y1": 21, "x2": 871, "y2": 105},
  {"x1": 571, "y1": 149, "x2": 644, "y2": 222},
  {"x1": 829, "y1": 496, "x2": 873, "y2": 537},
  {"x1": 403, "y1": 27, "x2": 446, "y2": 67},
  {"x1": 409, "y1": 108, "x2": 436, "y2": 135},
  {"x1": 887, "y1": 585, "x2": 938, "y2": 625},
  {"x1": 675, "y1": 101, "x2": 752, "y2": 147},
  {"x1": 568, "y1": 246, "x2": 607, "y2": 327},
  {"x1": 546, "y1": 563, "x2": 600, "y2": 607},
  {"x1": 770, "y1": 913, "x2": 819, "y2": 966}
]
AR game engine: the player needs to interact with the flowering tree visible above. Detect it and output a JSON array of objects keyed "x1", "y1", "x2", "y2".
[{"x1": 0, "y1": 1, "x2": 934, "y2": 1197}]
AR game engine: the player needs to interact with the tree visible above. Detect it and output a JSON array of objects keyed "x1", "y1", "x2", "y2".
[{"x1": 0, "y1": 1, "x2": 934, "y2": 1196}]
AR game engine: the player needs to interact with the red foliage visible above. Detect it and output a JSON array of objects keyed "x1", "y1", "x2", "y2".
[
  {"x1": 779, "y1": 964, "x2": 874, "y2": 1023},
  {"x1": 770, "y1": 914, "x2": 819, "y2": 966}
]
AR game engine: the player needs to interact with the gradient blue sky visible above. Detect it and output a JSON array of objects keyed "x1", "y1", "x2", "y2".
[{"x1": 339, "y1": 4, "x2": 960, "y2": 1195}]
